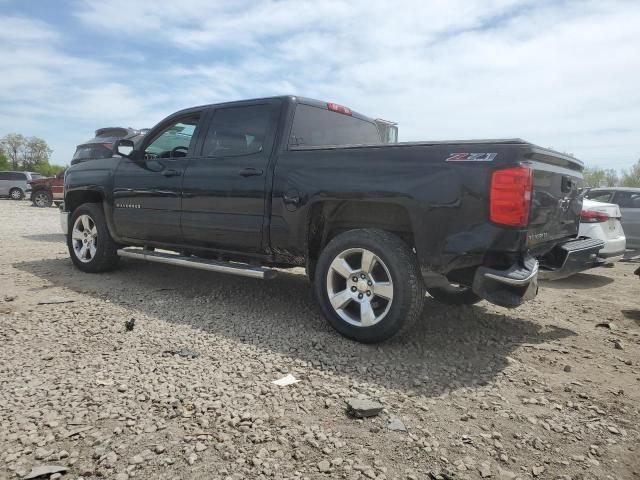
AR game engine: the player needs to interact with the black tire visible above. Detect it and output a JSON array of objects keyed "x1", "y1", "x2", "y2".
[
  {"x1": 314, "y1": 229, "x2": 425, "y2": 343},
  {"x1": 9, "y1": 188, "x2": 24, "y2": 200},
  {"x1": 427, "y1": 285, "x2": 482, "y2": 305},
  {"x1": 67, "y1": 203, "x2": 120, "y2": 273},
  {"x1": 32, "y1": 190, "x2": 53, "y2": 208}
]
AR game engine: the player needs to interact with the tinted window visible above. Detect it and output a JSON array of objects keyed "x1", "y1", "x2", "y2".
[
  {"x1": 145, "y1": 115, "x2": 200, "y2": 159},
  {"x1": 614, "y1": 191, "x2": 640, "y2": 208},
  {"x1": 290, "y1": 104, "x2": 381, "y2": 147},
  {"x1": 202, "y1": 105, "x2": 272, "y2": 157},
  {"x1": 8, "y1": 172, "x2": 26, "y2": 180},
  {"x1": 73, "y1": 144, "x2": 113, "y2": 161},
  {"x1": 0, "y1": 172, "x2": 9, "y2": 180},
  {"x1": 585, "y1": 190, "x2": 612, "y2": 203}
]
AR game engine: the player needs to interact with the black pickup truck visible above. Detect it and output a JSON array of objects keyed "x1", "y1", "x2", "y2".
[{"x1": 62, "y1": 95, "x2": 602, "y2": 342}]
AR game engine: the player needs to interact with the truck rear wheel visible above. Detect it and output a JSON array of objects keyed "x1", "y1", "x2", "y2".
[
  {"x1": 314, "y1": 229, "x2": 424, "y2": 343},
  {"x1": 33, "y1": 190, "x2": 53, "y2": 208},
  {"x1": 67, "y1": 203, "x2": 119, "y2": 273},
  {"x1": 427, "y1": 284, "x2": 482, "y2": 305}
]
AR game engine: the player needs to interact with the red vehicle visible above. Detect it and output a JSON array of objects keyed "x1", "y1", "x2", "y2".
[{"x1": 30, "y1": 171, "x2": 65, "y2": 208}]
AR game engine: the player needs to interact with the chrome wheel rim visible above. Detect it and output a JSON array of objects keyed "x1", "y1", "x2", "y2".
[
  {"x1": 71, "y1": 215, "x2": 98, "y2": 263},
  {"x1": 35, "y1": 192, "x2": 49, "y2": 207},
  {"x1": 10, "y1": 189, "x2": 22, "y2": 199},
  {"x1": 326, "y1": 248, "x2": 393, "y2": 327}
]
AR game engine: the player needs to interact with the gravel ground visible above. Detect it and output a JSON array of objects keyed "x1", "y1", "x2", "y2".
[{"x1": 1, "y1": 199, "x2": 639, "y2": 480}]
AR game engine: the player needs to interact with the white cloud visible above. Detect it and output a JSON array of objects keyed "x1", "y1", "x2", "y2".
[{"x1": 1, "y1": 1, "x2": 639, "y2": 168}]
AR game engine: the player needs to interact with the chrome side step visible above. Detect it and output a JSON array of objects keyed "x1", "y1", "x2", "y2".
[{"x1": 117, "y1": 248, "x2": 277, "y2": 280}]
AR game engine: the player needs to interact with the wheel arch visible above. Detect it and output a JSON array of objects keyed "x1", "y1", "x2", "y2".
[
  {"x1": 65, "y1": 189, "x2": 104, "y2": 214},
  {"x1": 306, "y1": 200, "x2": 416, "y2": 273}
]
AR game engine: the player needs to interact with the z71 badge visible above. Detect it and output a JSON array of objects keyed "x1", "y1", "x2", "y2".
[{"x1": 446, "y1": 152, "x2": 497, "y2": 162}]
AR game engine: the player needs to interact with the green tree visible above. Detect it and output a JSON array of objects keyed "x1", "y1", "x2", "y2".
[
  {"x1": 620, "y1": 159, "x2": 640, "y2": 187},
  {"x1": 0, "y1": 133, "x2": 26, "y2": 170},
  {"x1": 583, "y1": 167, "x2": 606, "y2": 187},
  {"x1": 603, "y1": 168, "x2": 619, "y2": 187},
  {"x1": 0, "y1": 151, "x2": 10, "y2": 170},
  {"x1": 21, "y1": 137, "x2": 52, "y2": 171},
  {"x1": 34, "y1": 163, "x2": 65, "y2": 177}
]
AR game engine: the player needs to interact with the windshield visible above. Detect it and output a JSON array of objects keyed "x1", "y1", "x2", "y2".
[{"x1": 290, "y1": 104, "x2": 381, "y2": 147}]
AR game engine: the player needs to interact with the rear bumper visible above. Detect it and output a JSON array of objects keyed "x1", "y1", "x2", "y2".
[
  {"x1": 472, "y1": 255, "x2": 539, "y2": 308},
  {"x1": 539, "y1": 237, "x2": 605, "y2": 280}
]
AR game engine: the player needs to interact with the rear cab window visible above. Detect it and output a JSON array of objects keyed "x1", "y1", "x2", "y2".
[{"x1": 289, "y1": 103, "x2": 382, "y2": 147}]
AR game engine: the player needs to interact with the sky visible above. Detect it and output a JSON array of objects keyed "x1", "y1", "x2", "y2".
[{"x1": 0, "y1": 0, "x2": 639, "y2": 170}]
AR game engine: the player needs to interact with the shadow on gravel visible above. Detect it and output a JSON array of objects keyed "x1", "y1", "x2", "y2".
[
  {"x1": 15, "y1": 257, "x2": 576, "y2": 396},
  {"x1": 541, "y1": 272, "x2": 614, "y2": 290},
  {"x1": 22, "y1": 233, "x2": 66, "y2": 243},
  {"x1": 621, "y1": 309, "x2": 640, "y2": 325}
]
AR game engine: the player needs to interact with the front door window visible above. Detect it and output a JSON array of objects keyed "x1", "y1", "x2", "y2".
[{"x1": 144, "y1": 115, "x2": 200, "y2": 159}]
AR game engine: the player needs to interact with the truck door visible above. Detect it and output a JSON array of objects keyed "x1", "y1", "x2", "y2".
[
  {"x1": 181, "y1": 100, "x2": 281, "y2": 253},
  {"x1": 112, "y1": 111, "x2": 203, "y2": 243}
]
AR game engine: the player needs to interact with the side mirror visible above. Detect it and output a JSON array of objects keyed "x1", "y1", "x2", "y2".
[{"x1": 115, "y1": 139, "x2": 135, "y2": 157}]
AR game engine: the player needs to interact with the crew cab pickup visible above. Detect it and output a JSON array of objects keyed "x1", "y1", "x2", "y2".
[{"x1": 62, "y1": 95, "x2": 602, "y2": 343}]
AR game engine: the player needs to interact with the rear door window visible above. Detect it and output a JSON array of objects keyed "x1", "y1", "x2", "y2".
[
  {"x1": 289, "y1": 104, "x2": 381, "y2": 147},
  {"x1": 0, "y1": 172, "x2": 9, "y2": 180},
  {"x1": 201, "y1": 104, "x2": 273, "y2": 158},
  {"x1": 9, "y1": 172, "x2": 26, "y2": 180},
  {"x1": 613, "y1": 191, "x2": 640, "y2": 208}
]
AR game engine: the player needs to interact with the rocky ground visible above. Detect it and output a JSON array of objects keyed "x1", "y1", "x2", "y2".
[{"x1": 1, "y1": 199, "x2": 639, "y2": 480}]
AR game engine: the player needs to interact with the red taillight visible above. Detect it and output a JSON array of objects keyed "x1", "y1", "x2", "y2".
[
  {"x1": 327, "y1": 102, "x2": 352, "y2": 116},
  {"x1": 580, "y1": 210, "x2": 609, "y2": 223},
  {"x1": 490, "y1": 166, "x2": 533, "y2": 227}
]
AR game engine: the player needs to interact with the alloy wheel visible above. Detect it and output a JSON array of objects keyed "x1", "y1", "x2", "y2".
[
  {"x1": 71, "y1": 214, "x2": 98, "y2": 263},
  {"x1": 34, "y1": 192, "x2": 50, "y2": 207},
  {"x1": 326, "y1": 248, "x2": 394, "y2": 327}
]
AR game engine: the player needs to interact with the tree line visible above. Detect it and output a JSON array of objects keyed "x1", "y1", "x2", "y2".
[
  {"x1": 583, "y1": 160, "x2": 640, "y2": 188},
  {"x1": 0, "y1": 133, "x2": 65, "y2": 177}
]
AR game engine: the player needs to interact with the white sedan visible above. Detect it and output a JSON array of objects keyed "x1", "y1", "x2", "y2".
[{"x1": 579, "y1": 198, "x2": 626, "y2": 264}]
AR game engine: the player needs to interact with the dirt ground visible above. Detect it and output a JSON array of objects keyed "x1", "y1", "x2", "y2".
[{"x1": 1, "y1": 199, "x2": 639, "y2": 480}]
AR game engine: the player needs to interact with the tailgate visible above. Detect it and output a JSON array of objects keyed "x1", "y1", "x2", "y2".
[{"x1": 525, "y1": 147, "x2": 584, "y2": 249}]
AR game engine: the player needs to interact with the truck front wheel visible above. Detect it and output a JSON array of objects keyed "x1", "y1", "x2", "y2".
[
  {"x1": 67, "y1": 203, "x2": 119, "y2": 273},
  {"x1": 314, "y1": 229, "x2": 424, "y2": 343}
]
